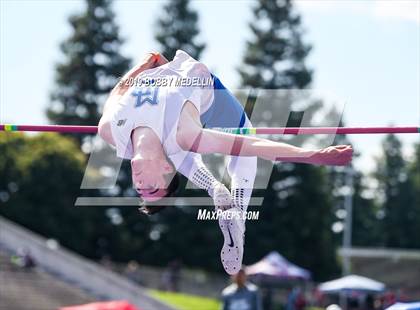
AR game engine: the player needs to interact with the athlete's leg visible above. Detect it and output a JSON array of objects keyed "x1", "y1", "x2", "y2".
[
  {"x1": 171, "y1": 152, "x2": 231, "y2": 210},
  {"x1": 226, "y1": 116, "x2": 257, "y2": 215},
  {"x1": 201, "y1": 75, "x2": 257, "y2": 214},
  {"x1": 190, "y1": 164, "x2": 231, "y2": 211},
  {"x1": 172, "y1": 150, "x2": 243, "y2": 275},
  {"x1": 218, "y1": 117, "x2": 256, "y2": 275},
  {"x1": 201, "y1": 75, "x2": 257, "y2": 275}
]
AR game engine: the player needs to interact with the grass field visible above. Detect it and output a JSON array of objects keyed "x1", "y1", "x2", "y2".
[{"x1": 150, "y1": 290, "x2": 221, "y2": 310}]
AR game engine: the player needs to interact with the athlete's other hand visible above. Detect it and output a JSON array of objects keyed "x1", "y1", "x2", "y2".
[
  {"x1": 139, "y1": 52, "x2": 168, "y2": 69},
  {"x1": 149, "y1": 52, "x2": 169, "y2": 66},
  {"x1": 310, "y1": 145, "x2": 353, "y2": 166},
  {"x1": 112, "y1": 52, "x2": 169, "y2": 97}
]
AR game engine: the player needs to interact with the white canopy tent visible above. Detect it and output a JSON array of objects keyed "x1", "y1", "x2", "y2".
[
  {"x1": 385, "y1": 302, "x2": 420, "y2": 310},
  {"x1": 318, "y1": 275, "x2": 385, "y2": 293},
  {"x1": 246, "y1": 251, "x2": 311, "y2": 280}
]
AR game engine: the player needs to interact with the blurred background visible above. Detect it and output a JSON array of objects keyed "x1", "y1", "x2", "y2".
[{"x1": 0, "y1": 0, "x2": 419, "y2": 309}]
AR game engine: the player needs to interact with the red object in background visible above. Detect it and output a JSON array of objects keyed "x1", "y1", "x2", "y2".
[{"x1": 60, "y1": 301, "x2": 141, "y2": 310}]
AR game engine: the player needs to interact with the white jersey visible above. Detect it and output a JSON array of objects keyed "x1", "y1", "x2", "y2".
[
  {"x1": 106, "y1": 50, "x2": 257, "y2": 217},
  {"x1": 108, "y1": 50, "x2": 214, "y2": 175}
]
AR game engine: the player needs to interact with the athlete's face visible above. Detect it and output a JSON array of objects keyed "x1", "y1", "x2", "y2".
[{"x1": 131, "y1": 156, "x2": 174, "y2": 202}]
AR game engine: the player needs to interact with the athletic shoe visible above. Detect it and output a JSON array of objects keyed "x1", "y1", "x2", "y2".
[{"x1": 218, "y1": 208, "x2": 245, "y2": 275}]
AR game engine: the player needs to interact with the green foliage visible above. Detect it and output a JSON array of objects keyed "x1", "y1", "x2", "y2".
[
  {"x1": 374, "y1": 135, "x2": 419, "y2": 248},
  {"x1": 240, "y1": 0, "x2": 312, "y2": 89},
  {"x1": 328, "y1": 132, "x2": 382, "y2": 248},
  {"x1": 351, "y1": 171, "x2": 382, "y2": 247},
  {"x1": 155, "y1": 0, "x2": 205, "y2": 60},
  {"x1": 0, "y1": 133, "x2": 154, "y2": 260},
  {"x1": 43, "y1": 0, "x2": 150, "y2": 260},
  {"x1": 0, "y1": 133, "x2": 90, "y2": 254},
  {"x1": 410, "y1": 143, "x2": 420, "y2": 187},
  {"x1": 150, "y1": 289, "x2": 221, "y2": 310},
  {"x1": 47, "y1": 0, "x2": 130, "y2": 133},
  {"x1": 246, "y1": 164, "x2": 339, "y2": 280},
  {"x1": 2, "y1": 0, "x2": 418, "y2": 281},
  {"x1": 408, "y1": 143, "x2": 420, "y2": 246},
  {"x1": 239, "y1": 0, "x2": 338, "y2": 280}
]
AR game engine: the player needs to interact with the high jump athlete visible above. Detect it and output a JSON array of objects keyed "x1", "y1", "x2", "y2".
[{"x1": 98, "y1": 50, "x2": 353, "y2": 274}]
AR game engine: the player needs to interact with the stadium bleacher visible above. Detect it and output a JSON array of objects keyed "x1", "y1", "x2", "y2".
[
  {"x1": 0, "y1": 249, "x2": 96, "y2": 310},
  {"x1": 0, "y1": 216, "x2": 175, "y2": 310},
  {"x1": 340, "y1": 247, "x2": 420, "y2": 300}
]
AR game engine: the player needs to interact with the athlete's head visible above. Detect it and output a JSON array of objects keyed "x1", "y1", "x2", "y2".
[
  {"x1": 130, "y1": 124, "x2": 180, "y2": 204},
  {"x1": 232, "y1": 267, "x2": 247, "y2": 287},
  {"x1": 131, "y1": 155, "x2": 179, "y2": 204},
  {"x1": 138, "y1": 172, "x2": 180, "y2": 215}
]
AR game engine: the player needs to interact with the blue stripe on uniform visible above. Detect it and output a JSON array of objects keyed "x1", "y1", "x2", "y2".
[{"x1": 200, "y1": 75, "x2": 246, "y2": 129}]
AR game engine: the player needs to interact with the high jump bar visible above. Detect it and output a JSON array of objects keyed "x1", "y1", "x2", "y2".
[{"x1": 1, "y1": 124, "x2": 419, "y2": 135}]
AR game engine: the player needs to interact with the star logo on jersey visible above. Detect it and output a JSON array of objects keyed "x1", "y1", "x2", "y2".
[{"x1": 132, "y1": 87, "x2": 159, "y2": 108}]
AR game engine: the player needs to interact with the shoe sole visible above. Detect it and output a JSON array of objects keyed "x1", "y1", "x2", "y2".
[{"x1": 218, "y1": 217, "x2": 243, "y2": 275}]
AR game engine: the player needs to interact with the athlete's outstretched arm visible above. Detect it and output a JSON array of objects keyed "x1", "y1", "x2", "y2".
[{"x1": 176, "y1": 101, "x2": 353, "y2": 166}]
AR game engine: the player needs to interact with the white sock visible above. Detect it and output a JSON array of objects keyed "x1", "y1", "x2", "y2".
[{"x1": 191, "y1": 166, "x2": 219, "y2": 197}]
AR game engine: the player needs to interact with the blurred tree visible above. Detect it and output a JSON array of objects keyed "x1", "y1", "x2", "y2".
[
  {"x1": 47, "y1": 0, "x2": 130, "y2": 142},
  {"x1": 45, "y1": 0, "x2": 149, "y2": 262},
  {"x1": 152, "y1": 0, "x2": 217, "y2": 271},
  {"x1": 240, "y1": 0, "x2": 339, "y2": 280},
  {"x1": 0, "y1": 133, "x2": 94, "y2": 256},
  {"x1": 0, "y1": 133, "x2": 156, "y2": 260},
  {"x1": 239, "y1": 0, "x2": 312, "y2": 89},
  {"x1": 0, "y1": 133, "x2": 25, "y2": 207},
  {"x1": 350, "y1": 171, "x2": 382, "y2": 246},
  {"x1": 155, "y1": 0, "x2": 205, "y2": 60},
  {"x1": 1, "y1": 0, "x2": 160, "y2": 264},
  {"x1": 328, "y1": 129, "x2": 382, "y2": 249},
  {"x1": 375, "y1": 134, "x2": 417, "y2": 248},
  {"x1": 408, "y1": 143, "x2": 420, "y2": 248},
  {"x1": 326, "y1": 126, "x2": 351, "y2": 246}
]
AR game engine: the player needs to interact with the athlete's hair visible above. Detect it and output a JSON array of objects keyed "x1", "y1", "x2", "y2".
[{"x1": 138, "y1": 172, "x2": 180, "y2": 215}]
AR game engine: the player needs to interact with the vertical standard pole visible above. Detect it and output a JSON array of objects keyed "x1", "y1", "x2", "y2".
[
  {"x1": 342, "y1": 167, "x2": 354, "y2": 276},
  {"x1": 339, "y1": 167, "x2": 354, "y2": 309}
]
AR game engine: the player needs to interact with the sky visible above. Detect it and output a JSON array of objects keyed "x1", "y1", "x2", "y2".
[{"x1": 0, "y1": 0, "x2": 419, "y2": 172}]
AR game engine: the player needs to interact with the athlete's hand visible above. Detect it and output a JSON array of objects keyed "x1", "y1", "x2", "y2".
[
  {"x1": 310, "y1": 145, "x2": 353, "y2": 166},
  {"x1": 139, "y1": 52, "x2": 168, "y2": 69},
  {"x1": 112, "y1": 52, "x2": 167, "y2": 97},
  {"x1": 150, "y1": 52, "x2": 169, "y2": 66},
  {"x1": 140, "y1": 52, "x2": 160, "y2": 69}
]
